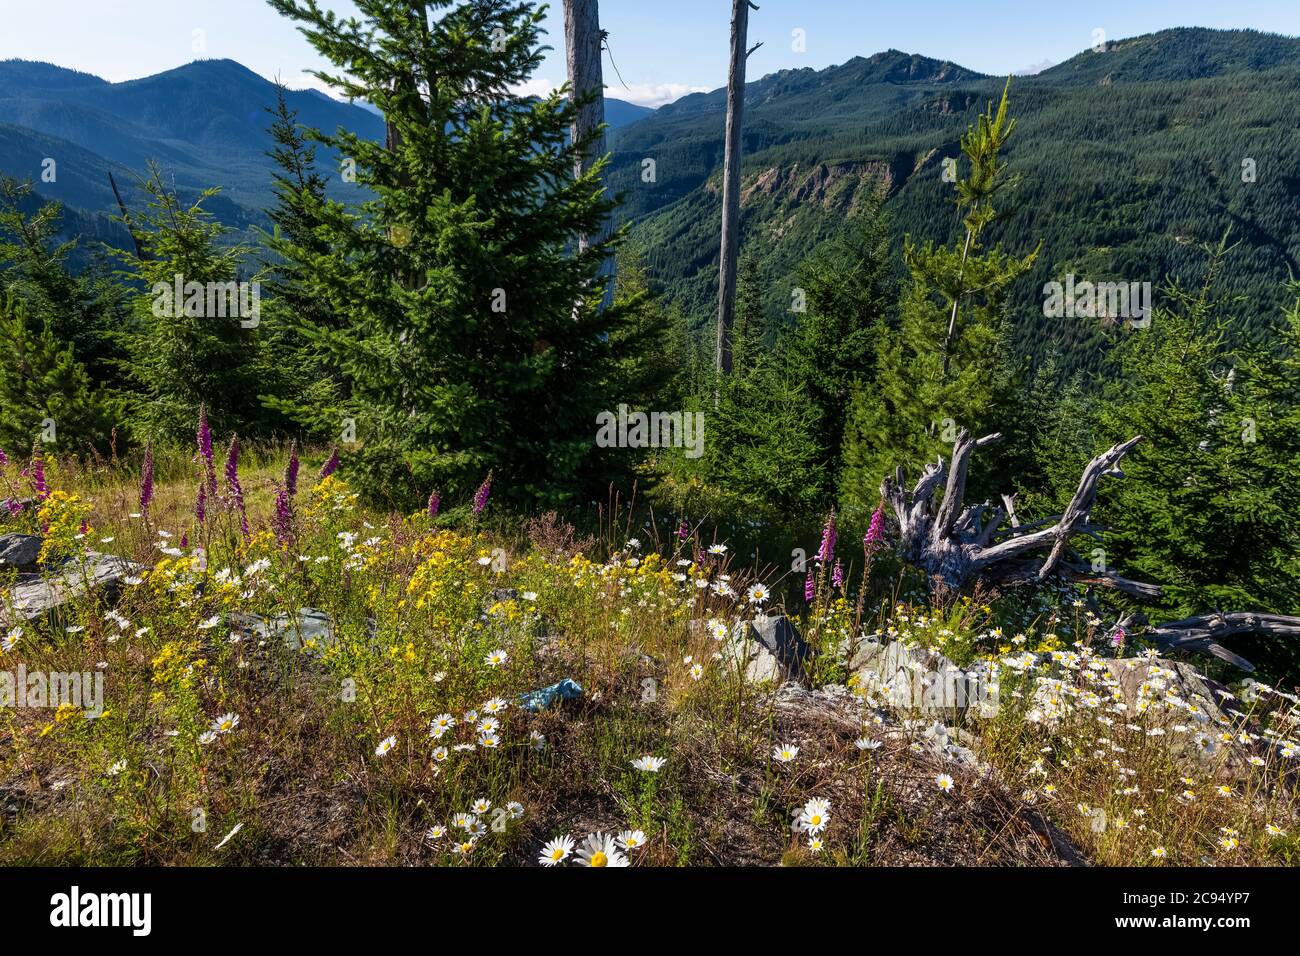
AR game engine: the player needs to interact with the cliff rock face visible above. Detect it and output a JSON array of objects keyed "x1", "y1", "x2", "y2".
[{"x1": 739, "y1": 162, "x2": 892, "y2": 212}]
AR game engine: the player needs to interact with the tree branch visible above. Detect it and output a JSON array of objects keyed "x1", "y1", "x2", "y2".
[
  {"x1": 973, "y1": 436, "x2": 1141, "y2": 573},
  {"x1": 1144, "y1": 612, "x2": 1300, "y2": 673}
]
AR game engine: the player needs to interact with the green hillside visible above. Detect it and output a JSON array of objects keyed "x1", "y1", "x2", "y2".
[{"x1": 612, "y1": 28, "x2": 1300, "y2": 371}]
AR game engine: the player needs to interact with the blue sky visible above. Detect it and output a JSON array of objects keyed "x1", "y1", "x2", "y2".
[{"x1": 4, "y1": 0, "x2": 1299, "y2": 106}]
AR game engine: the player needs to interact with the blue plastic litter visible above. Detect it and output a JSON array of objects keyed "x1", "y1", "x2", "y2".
[{"x1": 518, "y1": 678, "x2": 584, "y2": 712}]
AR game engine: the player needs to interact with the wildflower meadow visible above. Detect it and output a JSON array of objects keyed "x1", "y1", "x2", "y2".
[{"x1": 1, "y1": 422, "x2": 1296, "y2": 869}]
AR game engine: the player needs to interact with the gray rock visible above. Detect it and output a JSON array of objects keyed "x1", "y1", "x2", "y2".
[
  {"x1": 724, "y1": 615, "x2": 809, "y2": 684},
  {"x1": 774, "y1": 681, "x2": 864, "y2": 727},
  {"x1": 1105, "y1": 657, "x2": 1242, "y2": 725},
  {"x1": 0, "y1": 533, "x2": 42, "y2": 572},
  {"x1": 851, "y1": 640, "x2": 995, "y2": 719},
  {"x1": 229, "y1": 608, "x2": 336, "y2": 651},
  {"x1": 1103, "y1": 656, "x2": 1267, "y2": 773},
  {"x1": 1, "y1": 552, "x2": 146, "y2": 625}
]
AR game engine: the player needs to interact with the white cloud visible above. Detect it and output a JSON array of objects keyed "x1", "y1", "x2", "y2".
[
  {"x1": 1012, "y1": 58, "x2": 1055, "y2": 76},
  {"x1": 509, "y1": 77, "x2": 706, "y2": 108},
  {"x1": 613, "y1": 83, "x2": 709, "y2": 108},
  {"x1": 283, "y1": 72, "x2": 704, "y2": 110},
  {"x1": 511, "y1": 77, "x2": 562, "y2": 99}
]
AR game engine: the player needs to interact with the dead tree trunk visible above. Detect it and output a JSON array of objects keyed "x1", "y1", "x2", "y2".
[
  {"x1": 880, "y1": 430, "x2": 1299, "y2": 671},
  {"x1": 881, "y1": 429, "x2": 1155, "y2": 595},
  {"x1": 715, "y1": 0, "x2": 761, "y2": 384},
  {"x1": 108, "y1": 172, "x2": 145, "y2": 260},
  {"x1": 565, "y1": 0, "x2": 613, "y2": 311}
]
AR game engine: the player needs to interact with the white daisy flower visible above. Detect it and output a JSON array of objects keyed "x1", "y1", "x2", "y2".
[
  {"x1": 617, "y1": 829, "x2": 647, "y2": 851},
  {"x1": 539, "y1": 835, "x2": 575, "y2": 866},
  {"x1": 575, "y1": 832, "x2": 629, "y2": 867},
  {"x1": 210, "y1": 712, "x2": 240, "y2": 735},
  {"x1": 798, "y1": 798, "x2": 831, "y2": 834}
]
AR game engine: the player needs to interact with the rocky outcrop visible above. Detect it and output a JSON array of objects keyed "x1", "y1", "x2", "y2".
[
  {"x1": 1, "y1": 549, "x2": 146, "y2": 625},
  {"x1": 739, "y1": 161, "x2": 892, "y2": 211},
  {"x1": 0, "y1": 533, "x2": 42, "y2": 572},
  {"x1": 849, "y1": 638, "x2": 998, "y2": 719},
  {"x1": 722, "y1": 614, "x2": 810, "y2": 684},
  {"x1": 228, "y1": 608, "x2": 337, "y2": 652}
]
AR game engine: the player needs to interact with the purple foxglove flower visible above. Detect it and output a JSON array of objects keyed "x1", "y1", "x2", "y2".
[
  {"x1": 180, "y1": 532, "x2": 188, "y2": 548},
  {"x1": 140, "y1": 440, "x2": 155, "y2": 514},
  {"x1": 272, "y1": 485, "x2": 293, "y2": 547},
  {"x1": 1111, "y1": 627, "x2": 1126, "y2": 648},
  {"x1": 225, "y1": 435, "x2": 248, "y2": 537},
  {"x1": 472, "y1": 471, "x2": 493, "y2": 515},
  {"x1": 197, "y1": 404, "x2": 216, "y2": 495},
  {"x1": 319, "y1": 446, "x2": 339, "y2": 480},
  {"x1": 804, "y1": 569, "x2": 815, "y2": 603},
  {"x1": 0, "y1": 447, "x2": 8, "y2": 468},
  {"x1": 29, "y1": 446, "x2": 48, "y2": 500},
  {"x1": 832, "y1": 558, "x2": 844, "y2": 590},
  {"x1": 816, "y1": 510, "x2": 837, "y2": 564},
  {"x1": 864, "y1": 505, "x2": 886, "y2": 552},
  {"x1": 284, "y1": 442, "x2": 300, "y2": 498},
  {"x1": 676, "y1": 519, "x2": 690, "y2": 540},
  {"x1": 195, "y1": 481, "x2": 207, "y2": 525},
  {"x1": 427, "y1": 491, "x2": 440, "y2": 519}
]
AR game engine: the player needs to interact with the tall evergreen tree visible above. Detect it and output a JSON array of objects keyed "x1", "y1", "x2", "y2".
[
  {"x1": 267, "y1": 0, "x2": 629, "y2": 510},
  {"x1": 1088, "y1": 253, "x2": 1300, "y2": 634},
  {"x1": 259, "y1": 85, "x2": 345, "y2": 436},
  {"x1": 706, "y1": 351, "x2": 822, "y2": 529},
  {"x1": 115, "y1": 164, "x2": 276, "y2": 443},
  {"x1": 783, "y1": 190, "x2": 894, "y2": 499},
  {"x1": 838, "y1": 82, "x2": 1036, "y2": 524},
  {"x1": 0, "y1": 177, "x2": 129, "y2": 389},
  {"x1": 605, "y1": 251, "x2": 679, "y2": 412}
]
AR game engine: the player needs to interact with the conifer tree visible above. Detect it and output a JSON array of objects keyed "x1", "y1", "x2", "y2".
[
  {"x1": 707, "y1": 351, "x2": 822, "y2": 528},
  {"x1": 259, "y1": 85, "x2": 345, "y2": 436},
  {"x1": 838, "y1": 82, "x2": 1036, "y2": 524},
  {"x1": 783, "y1": 191, "x2": 893, "y2": 499},
  {"x1": 0, "y1": 291, "x2": 112, "y2": 452},
  {"x1": 1089, "y1": 253, "x2": 1300, "y2": 635},
  {"x1": 605, "y1": 251, "x2": 678, "y2": 412},
  {"x1": 0, "y1": 176, "x2": 129, "y2": 388},
  {"x1": 267, "y1": 0, "x2": 629, "y2": 510},
  {"x1": 114, "y1": 164, "x2": 276, "y2": 443}
]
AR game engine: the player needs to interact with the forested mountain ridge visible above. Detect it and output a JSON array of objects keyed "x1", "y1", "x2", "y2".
[
  {"x1": 0, "y1": 57, "x2": 650, "y2": 257},
  {"x1": 2, "y1": 28, "x2": 1299, "y2": 369},
  {"x1": 610, "y1": 28, "x2": 1300, "y2": 371}
]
